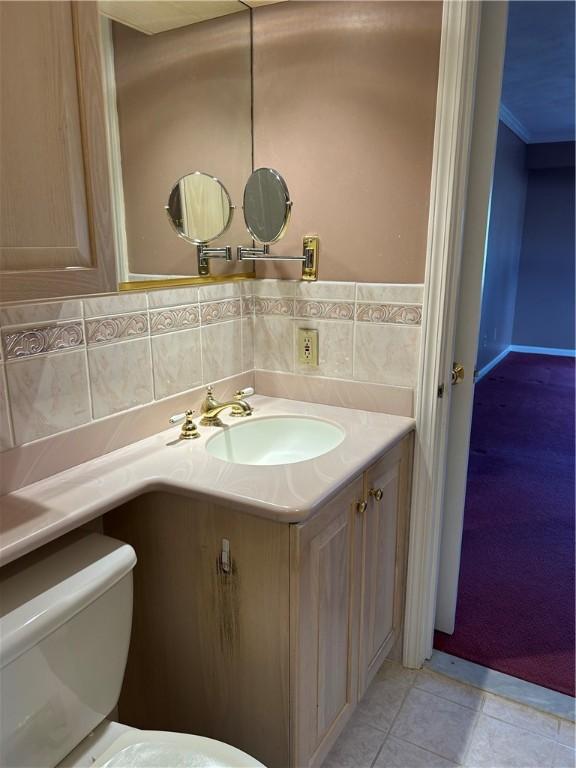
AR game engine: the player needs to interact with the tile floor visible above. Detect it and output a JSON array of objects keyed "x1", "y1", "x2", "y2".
[{"x1": 323, "y1": 661, "x2": 575, "y2": 768}]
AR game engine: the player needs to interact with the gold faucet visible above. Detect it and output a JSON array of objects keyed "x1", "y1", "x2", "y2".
[{"x1": 200, "y1": 385, "x2": 253, "y2": 427}]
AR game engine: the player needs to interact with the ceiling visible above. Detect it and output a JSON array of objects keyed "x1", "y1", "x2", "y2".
[{"x1": 501, "y1": 0, "x2": 575, "y2": 144}]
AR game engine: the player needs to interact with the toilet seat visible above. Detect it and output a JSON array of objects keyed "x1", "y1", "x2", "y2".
[
  {"x1": 72, "y1": 727, "x2": 264, "y2": 768},
  {"x1": 58, "y1": 721, "x2": 264, "y2": 768}
]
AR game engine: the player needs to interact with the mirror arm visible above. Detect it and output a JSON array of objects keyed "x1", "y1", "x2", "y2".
[
  {"x1": 236, "y1": 245, "x2": 308, "y2": 263},
  {"x1": 236, "y1": 236, "x2": 319, "y2": 281},
  {"x1": 236, "y1": 244, "x2": 271, "y2": 260},
  {"x1": 197, "y1": 245, "x2": 232, "y2": 276}
]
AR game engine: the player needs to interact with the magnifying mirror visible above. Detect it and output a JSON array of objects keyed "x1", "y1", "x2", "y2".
[
  {"x1": 166, "y1": 171, "x2": 233, "y2": 244},
  {"x1": 242, "y1": 168, "x2": 292, "y2": 244}
]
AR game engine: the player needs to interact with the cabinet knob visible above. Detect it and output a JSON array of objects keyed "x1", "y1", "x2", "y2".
[
  {"x1": 356, "y1": 500, "x2": 368, "y2": 514},
  {"x1": 369, "y1": 488, "x2": 384, "y2": 502}
]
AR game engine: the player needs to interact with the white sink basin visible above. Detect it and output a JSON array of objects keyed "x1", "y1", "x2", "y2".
[{"x1": 205, "y1": 415, "x2": 345, "y2": 466}]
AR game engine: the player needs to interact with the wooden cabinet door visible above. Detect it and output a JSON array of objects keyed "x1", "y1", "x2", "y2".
[
  {"x1": 291, "y1": 477, "x2": 364, "y2": 768},
  {"x1": 358, "y1": 436, "x2": 413, "y2": 698},
  {"x1": 0, "y1": 2, "x2": 116, "y2": 301}
]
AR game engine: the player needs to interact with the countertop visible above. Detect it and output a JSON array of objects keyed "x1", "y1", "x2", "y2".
[{"x1": 0, "y1": 396, "x2": 414, "y2": 567}]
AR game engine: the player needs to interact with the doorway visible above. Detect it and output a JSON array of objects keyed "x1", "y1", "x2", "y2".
[{"x1": 434, "y1": 1, "x2": 575, "y2": 697}]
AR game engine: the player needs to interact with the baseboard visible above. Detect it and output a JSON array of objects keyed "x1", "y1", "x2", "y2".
[
  {"x1": 509, "y1": 345, "x2": 576, "y2": 358},
  {"x1": 475, "y1": 346, "x2": 512, "y2": 381}
]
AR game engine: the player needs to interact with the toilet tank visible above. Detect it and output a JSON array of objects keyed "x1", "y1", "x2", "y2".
[{"x1": 0, "y1": 531, "x2": 137, "y2": 768}]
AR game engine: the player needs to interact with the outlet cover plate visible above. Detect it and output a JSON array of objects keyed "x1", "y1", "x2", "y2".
[{"x1": 298, "y1": 328, "x2": 319, "y2": 366}]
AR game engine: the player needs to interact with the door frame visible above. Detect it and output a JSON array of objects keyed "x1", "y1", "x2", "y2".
[{"x1": 403, "y1": 0, "x2": 508, "y2": 667}]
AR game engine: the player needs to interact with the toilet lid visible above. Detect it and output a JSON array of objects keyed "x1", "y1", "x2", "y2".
[{"x1": 92, "y1": 730, "x2": 265, "y2": 768}]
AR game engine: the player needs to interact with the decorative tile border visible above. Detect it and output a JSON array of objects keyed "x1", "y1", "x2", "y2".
[
  {"x1": 2, "y1": 322, "x2": 84, "y2": 359},
  {"x1": 200, "y1": 298, "x2": 241, "y2": 325},
  {"x1": 356, "y1": 303, "x2": 422, "y2": 326},
  {"x1": 150, "y1": 305, "x2": 200, "y2": 335},
  {"x1": 254, "y1": 297, "x2": 295, "y2": 316},
  {"x1": 242, "y1": 296, "x2": 255, "y2": 316},
  {"x1": 86, "y1": 313, "x2": 149, "y2": 345},
  {"x1": 255, "y1": 295, "x2": 421, "y2": 326},
  {"x1": 295, "y1": 299, "x2": 355, "y2": 321}
]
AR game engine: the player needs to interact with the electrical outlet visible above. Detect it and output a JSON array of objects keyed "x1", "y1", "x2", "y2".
[{"x1": 298, "y1": 328, "x2": 319, "y2": 366}]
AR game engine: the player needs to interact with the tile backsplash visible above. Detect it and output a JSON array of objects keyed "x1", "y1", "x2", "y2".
[
  {"x1": 0, "y1": 283, "x2": 252, "y2": 450},
  {"x1": 0, "y1": 279, "x2": 423, "y2": 452},
  {"x1": 252, "y1": 280, "x2": 423, "y2": 388}
]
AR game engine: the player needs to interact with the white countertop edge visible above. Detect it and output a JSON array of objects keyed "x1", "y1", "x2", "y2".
[{"x1": 0, "y1": 396, "x2": 415, "y2": 567}]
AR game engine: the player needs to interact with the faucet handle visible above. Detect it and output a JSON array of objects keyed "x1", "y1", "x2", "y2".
[
  {"x1": 234, "y1": 386, "x2": 254, "y2": 400},
  {"x1": 169, "y1": 411, "x2": 191, "y2": 424},
  {"x1": 169, "y1": 409, "x2": 200, "y2": 439}
]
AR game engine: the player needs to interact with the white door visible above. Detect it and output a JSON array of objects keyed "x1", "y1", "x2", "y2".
[{"x1": 434, "y1": 2, "x2": 509, "y2": 633}]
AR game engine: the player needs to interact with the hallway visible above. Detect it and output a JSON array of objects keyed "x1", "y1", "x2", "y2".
[{"x1": 435, "y1": 353, "x2": 575, "y2": 696}]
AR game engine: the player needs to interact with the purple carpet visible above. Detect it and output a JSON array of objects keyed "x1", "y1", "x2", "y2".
[{"x1": 434, "y1": 352, "x2": 575, "y2": 697}]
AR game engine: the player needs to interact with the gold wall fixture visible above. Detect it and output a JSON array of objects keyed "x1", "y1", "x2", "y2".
[{"x1": 301, "y1": 235, "x2": 319, "y2": 282}]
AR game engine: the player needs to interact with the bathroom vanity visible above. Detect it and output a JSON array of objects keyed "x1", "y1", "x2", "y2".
[
  {"x1": 102, "y1": 435, "x2": 413, "y2": 768},
  {"x1": 0, "y1": 396, "x2": 413, "y2": 768}
]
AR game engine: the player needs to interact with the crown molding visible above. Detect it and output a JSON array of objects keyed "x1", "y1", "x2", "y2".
[
  {"x1": 499, "y1": 103, "x2": 531, "y2": 143},
  {"x1": 500, "y1": 103, "x2": 575, "y2": 144}
]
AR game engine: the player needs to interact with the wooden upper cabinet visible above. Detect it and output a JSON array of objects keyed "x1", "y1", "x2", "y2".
[{"x1": 0, "y1": 1, "x2": 116, "y2": 302}]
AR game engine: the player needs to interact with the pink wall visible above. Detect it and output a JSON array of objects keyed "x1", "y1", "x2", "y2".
[{"x1": 252, "y1": 1, "x2": 442, "y2": 283}]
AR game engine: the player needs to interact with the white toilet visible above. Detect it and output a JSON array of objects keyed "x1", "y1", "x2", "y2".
[{"x1": 0, "y1": 531, "x2": 265, "y2": 768}]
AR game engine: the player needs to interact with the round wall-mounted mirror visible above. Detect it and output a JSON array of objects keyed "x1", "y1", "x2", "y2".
[
  {"x1": 243, "y1": 168, "x2": 292, "y2": 244},
  {"x1": 165, "y1": 171, "x2": 233, "y2": 244}
]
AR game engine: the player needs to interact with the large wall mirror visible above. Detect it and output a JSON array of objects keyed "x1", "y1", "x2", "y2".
[{"x1": 99, "y1": 0, "x2": 255, "y2": 285}]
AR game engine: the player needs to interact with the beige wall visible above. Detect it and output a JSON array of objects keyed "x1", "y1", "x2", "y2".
[
  {"x1": 113, "y1": 12, "x2": 252, "y2": 276},
  {"x1": 252, "y1": 1, "x2": 442, "y2": 283}
]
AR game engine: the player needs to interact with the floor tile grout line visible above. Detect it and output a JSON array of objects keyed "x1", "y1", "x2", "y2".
[
  {"x1": 475, "y1": 709, "x2": 561, "y2": 744},
  {"x1": 427, "y1": 654, "x2": 574, "y2": 725},
  {"x1": 412, "y1": 682, "x2": 485, "y2": 713},
  {"x1": 388, "y1": 733, "x2": 465, "y2": 767},
  {"x1": 329, "y1": 661, "x2": 569, "y2": 768},
  {"x1": 368, "y1": 672, "x2": 418, "y2": 767},
  {"x1": 387, "y1": 675, "x2": 481, "y2": 767},
  {"x1": 419, "y1": 669, "x2": 563, "y2": 740},
  {"x1": 458, "y1": 707, "x2": 482, "y2": 768},
  {"x1": 480, "y1": 693, "x2": 561, "y2": 739}
]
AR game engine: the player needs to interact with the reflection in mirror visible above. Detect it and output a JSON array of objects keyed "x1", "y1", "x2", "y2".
[
  {"x1": 100, "y1": 3, "x2": 252, "y2": 282},
  {"x1": 166, "y1": 172, "x2": 233, "y2": 244},
  {"x1": 243, "y1": 168, "x2": 292, "y2": 244}
]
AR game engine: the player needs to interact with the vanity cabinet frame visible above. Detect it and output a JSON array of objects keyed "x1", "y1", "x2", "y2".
[
  {"x1": 290, "y1": 477, "x2": 363, "y2": 768},
  {"x1": 357, "y1": 438, "x2": 414, "y2": 699},
  {"x1": 103, "y1": 433, "x2": 413, "y2": 768}
]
